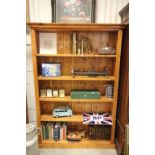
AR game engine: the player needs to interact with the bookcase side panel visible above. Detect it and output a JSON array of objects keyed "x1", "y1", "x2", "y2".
[
  {"x1": 111, "y1": 30, "x2": 123, "y2": 143},
  {"x1": 31, "y1": 29, "x2": 42, "y2": 143}
]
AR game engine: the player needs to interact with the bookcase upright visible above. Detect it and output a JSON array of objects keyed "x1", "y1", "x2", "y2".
[{"x1": 28, "y1": 23, "x2": 125, "y2": 148}]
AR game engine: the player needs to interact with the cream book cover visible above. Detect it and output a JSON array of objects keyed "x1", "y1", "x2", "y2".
[
  {"x1": 39, "y1": 33, "x2": 57, "y2": 54},
  {"x1": 47, "y1": 89, "x2": 53, "y2": 97}
]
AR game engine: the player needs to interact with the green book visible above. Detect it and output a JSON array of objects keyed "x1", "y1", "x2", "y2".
[
  {"x1": 42, "y1": 124, "x2": 46, "y2": 140},
  {"x1": 45, "y1": 122, "x2": 50, "y2": 140}
]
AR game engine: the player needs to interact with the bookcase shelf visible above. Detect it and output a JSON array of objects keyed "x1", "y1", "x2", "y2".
[
  {"x1": 40, "y1": 139, "x2": 115, "y2": 148},
  {"x1": 40, "y1": 96, "x2": 113, "y2": 103},
  {"x1": 38, "y1": 75, "x2": 115, "y2": 81},
  {"x1": 35, "y1": 54, "x2": 116, "y2": 58},
  {"x1": 28, "y1": 23, "x2": 124, "y2": 148},
  {"x1": 41, "y1": 114, "x2": 82, "y2": 122},
  {"x1": 41, "y1": 114, "x2": 113, "y2": 123}
]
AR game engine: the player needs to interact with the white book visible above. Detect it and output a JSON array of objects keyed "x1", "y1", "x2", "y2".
[
  {"x1": 47, "y1": 89, "x2": 52, "y2": 97},
  {"x1": 39, "y1": 33, "x2": 57, "y2": 54}
]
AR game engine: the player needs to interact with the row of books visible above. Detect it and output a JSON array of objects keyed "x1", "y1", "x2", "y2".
[
  {"x1": 41, "y1": 122, "x2": 111, "y2": 141},
  {"x1": 41, "y1": 122, "x2": 67, "y2": 141},
  {"x1": 89, "y1": 125, "x2": 111, "y2": 140}
]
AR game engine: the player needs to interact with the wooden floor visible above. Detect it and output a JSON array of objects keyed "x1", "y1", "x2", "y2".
[{"x1": 39, "y1": 148, "x2": 117, "y2": 155}]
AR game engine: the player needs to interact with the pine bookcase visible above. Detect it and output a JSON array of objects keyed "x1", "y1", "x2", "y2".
[{"x1": 27, "y1": 23, "x2": 125, "y2": 148}]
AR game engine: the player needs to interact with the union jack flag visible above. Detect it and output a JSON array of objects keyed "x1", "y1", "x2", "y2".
[{"x1": 83, "y1": 113, "x2": 112, "y2": 125}]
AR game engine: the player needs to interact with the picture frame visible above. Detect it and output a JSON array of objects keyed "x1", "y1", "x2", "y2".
[
  {"x1": 51, "y1": 0, "x2": 96, "y2": 23},
  {"x1": 39, "y1": 33, "x2": 57, "y2": 54},
  {"x1": 41, "y1": 63, "x2": 61, "y2": 77}
]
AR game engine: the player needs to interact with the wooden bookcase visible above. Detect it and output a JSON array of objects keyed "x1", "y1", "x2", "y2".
[{"x1": 27, "y1": 23, "x2": 125, "y2": 148}]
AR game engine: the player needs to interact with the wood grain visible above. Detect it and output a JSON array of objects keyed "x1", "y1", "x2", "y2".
[
  {"x1": 111, "y1": 30, "x2": 123, "y2": 143},
  {"x1": 28, "y1": 23, "x2": 124, "y2": 148}
]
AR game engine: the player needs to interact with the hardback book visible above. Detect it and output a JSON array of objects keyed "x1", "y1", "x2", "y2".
[
  {"x1": 42, "y1": 123, "x2": 46, "y2": 140},
  {"x1": 48, "y1": 122, "x2": 53, "y2": 140},
  {"x1": 59, "y1": 126, "x2": 63, "y2": 141},
  {"x1": 39, "y1": 33, "x2": 57, "y2": 54},
  {"x1": 40, "y1": 89, "x2": 47, "y2": 97},
  {"x1": 63, "y1": 123, "x2": 67, "y2": 140},
  {"x1": 51, "y1": 123, "x2": 54, "y2": 139},
  {"x1": 53, "y1": 123, "x2": 60, "y2": 141},
  {"x1": 59, "y1": 89, "x2": 65, "y2": 98},
  {"x1": 47, "y1": 89, "x2": 53, "y2": 97},
  {"x1": 53, "y1": 90, "x2": 59, "y2": 98},
  {"x1": 45, "y1": 122, "x2": 50, "y2": 140}
]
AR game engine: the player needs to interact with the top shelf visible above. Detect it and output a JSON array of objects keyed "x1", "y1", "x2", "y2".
[
  {"x1": 35, "y1": 54, "x2": 116, "y2": 58},
  {"x1": 27, "y1": 23, "x2": 126, "y2": 32}
]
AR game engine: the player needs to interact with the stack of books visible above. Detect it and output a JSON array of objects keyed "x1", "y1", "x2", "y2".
[{"x1": 41, "y1": 122, "x2": 67, "y2": 141}]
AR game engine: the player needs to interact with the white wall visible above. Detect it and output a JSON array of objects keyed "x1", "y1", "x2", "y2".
[
  {"x1": 26, "y1": 0, "x2": 129, "y2": 124},
  {"x1": 28, "y1": 0, "x2": 129, "y2": 23},
  {"x1": 29, "y1": 0, "x2": 52, "y2": 22},
  {"x1": 96, "y1": 0, "x2": 129, "y2": 23}
]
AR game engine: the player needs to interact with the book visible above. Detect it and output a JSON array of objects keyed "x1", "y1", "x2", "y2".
[
  {"x1": 53, "y1": 123, "x2": 60, "y2": 141},
  {"x1": 39, "y1": 33, "x2": 57, "y2": 54},
  {"x1": 53, "y1": 90, "x2": 59, "y2": 97},
  {"x1": 42, "y1": 123, "x2": 46, "y2": 140},
  {"x1": 59, "y1": 89, "x2": 65, "y2": 98},
  {"x1": 40, "y1": 89, "x2": 47, "y2": 97},
  {"x1": 48, "y1": 122, "x2": 53, "y2": 140},
  {"x1": 63, "y1": 123, "x2": 67, "y2": 140},
  {"x1": 59, "y1": 125, "x2": 63, "y2": 141},
  {"x1": 45, "y1": 122, "x2": 50, "y2": 139},
  {"x1": 51, "y1": 123, "x2": 54, "y2": 139},
  {"x1": 47, "y1": 89, "x2": 53, "y2": 97}
]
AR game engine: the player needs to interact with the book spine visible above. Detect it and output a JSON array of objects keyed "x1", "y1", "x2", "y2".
[
  {"x1": 60, "y1": 126, "x2": 63, "y2": 141},
  {"x1": 63, "y1": 123, "x2": 67, "y2": 140},
  {"x1": 49, "y1": 123, "x2": 52, "y2": 140},
  {"x1": 45, "y1": 123, "x2": 49, "y2": 140},
  {"x1": 41, "y1": 124, "x2": 43, "y2": 141},
  {"x1": 42, "y1": 124, "x2": 46, "y2": 140},
  {"x1": 51, "y1": 123, "x2": 54, "y2": 140},
  {"x1": 53, "y1": 124, "x2": 59, "y2": 141}
]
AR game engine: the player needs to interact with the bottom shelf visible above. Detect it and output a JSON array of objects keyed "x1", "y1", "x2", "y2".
[{"x1": 39, "y1": 139, "x2": 115, "y2": 148}]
